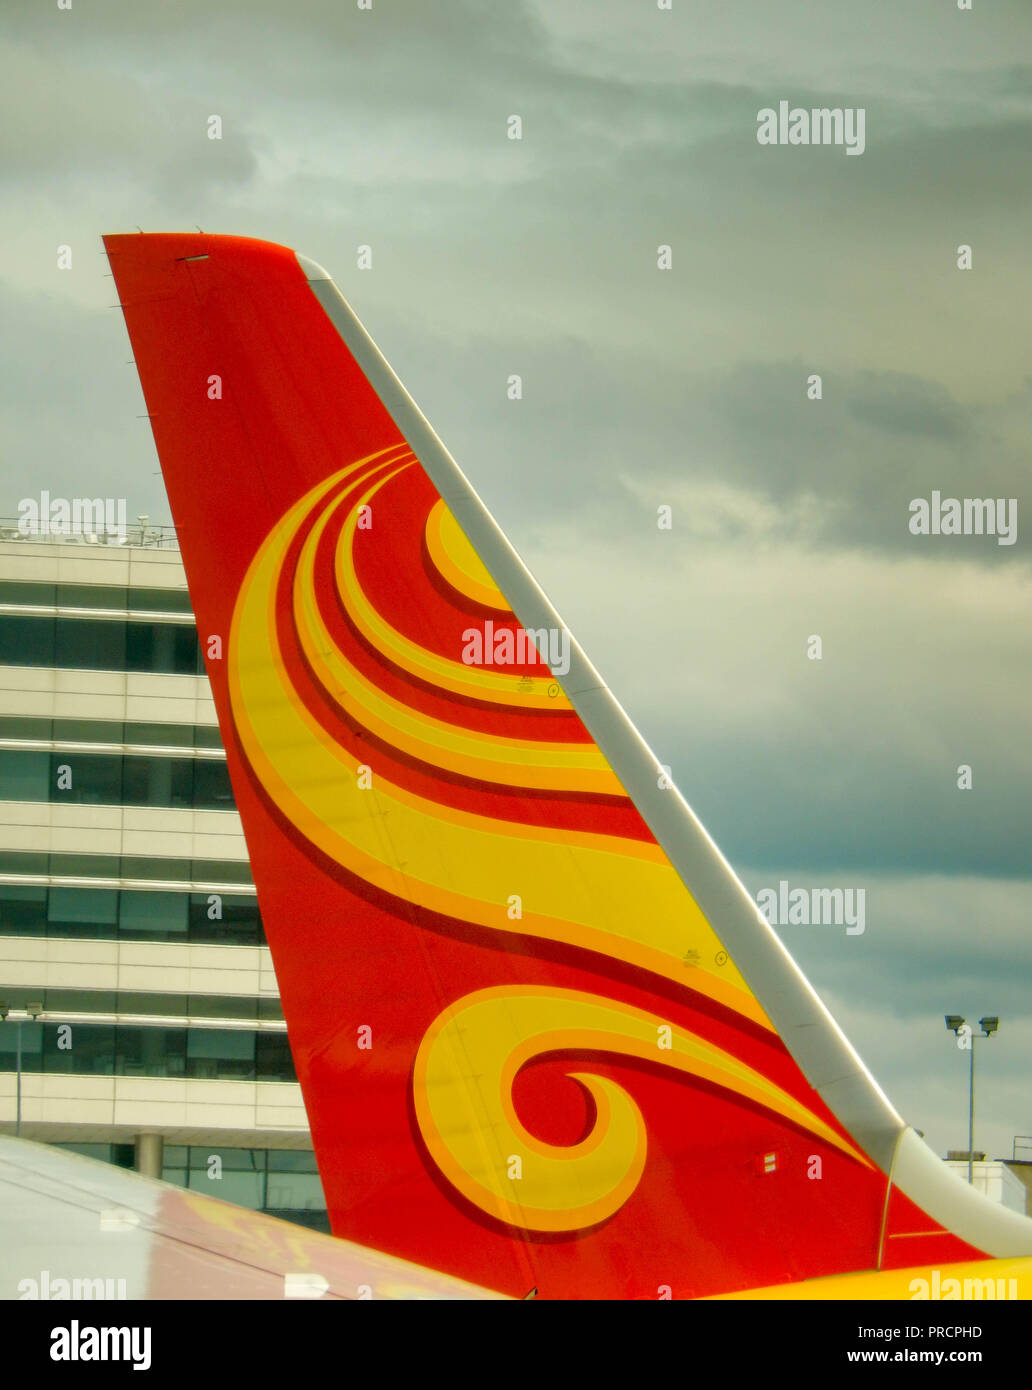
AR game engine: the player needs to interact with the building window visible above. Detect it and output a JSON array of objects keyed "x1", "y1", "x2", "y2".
[
  {"x1": 118, "y1": 890, "x2": 189, "y2": 939},
  {"x1": 123, "y1": 587, "x2": 193, "y2": 614},
  {"x1": 188, "y1": 892, "x2": 263, "y2": 945},
  {"x1": 0, "y1": 884, "x2": 47, "y2": 934},
  {"x1": 266, "y1": 1149, "x2": 325, "y2": 1215},
  {"x1": 192, "y1": 759, "x2": 235, "y2": 808},
  {"x1": 255, "y1": 1033, "x2": 296, "y2": 1083},
  {"x1": 0, "y1": 614, "x2": 56, "y2": 665},
  {"x1": 187, "y1": 1028, "x2": 255, "y2": 1081},
  {"x1": 53, "y1": 1141, "x2": 135, "y2": 1169},
  {"x1": 0, "y1": 884, "x2": 264, "y2": 945},
  {"x1": 0, "y1": 983, "x2": 282, "y2": 1022},
  {"x1": 0, "y1": 613, "x2": 203, "y2": 675},
  {"x1": 0, "y1": 580, "x2": 57, "y2": 606},
  {"x1": 187, "y1": 1148, "x2": 266, "y2": 1210},
  {"x1": 0, "y1": 1023, "x2": 295, "y2": 1082},
  {"x1": 125, "y1": 621, "x2": 203, "y2": 675},
  {"x1": 0, "y1": 580, "x2": 193, "y2": 614},
  {"x1": 117, "y1": 1027, "x2": 187, "y2": 1078},
  {"x1": 47, "y1": 886, "x2": 119, "y2": 938},
  {"x1": 46, "y1": 852, "x2": 121, "y2": 878},
  {"x1": 0, "y1": 749, "x2": 50, "y2": 801},
  {"x1": 48, "y1": 1141, "x2": 329, "y2": 1231},
  {"x1": 120, "y1": 755, "x2": 194, "y2": 808},
  {"x1": 55, "y1": 617, "x2": 127, "y2": 670},
  {"x1": 41, "y1": 1023, "x2": 116, "y2": 1076},
  {"x1": 49, "y1": 751, "x2": 123, "y2": 804},
  {"x1": 0, "y1": 713, "x2": 227, "y2": 751},
  {"x1": 0, "y1": 751, "x2": 236, "y2": 811},
  {"x1": 158, "y1": 1146, "x2": 328, "y2": 1227},
  {"x1": 0, "y1": 1020, "x2": 43, "y2": 1072},
  {"x1": 0, "y1": 715, "x2": 52, "y2": 740}
]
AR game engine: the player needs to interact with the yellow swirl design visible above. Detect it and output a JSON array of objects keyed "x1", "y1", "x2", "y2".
[
  {"x1": 228, "y1": 451, "x2": 767, "y2": 1028},
  {"x1": 336, "y1": 474, "x2": 571, "y2": 711},
  {"x1": 413, "y1": 988, "x2": 871, "y2": 1233},
  {"x1": 293, "y1": 480, "x2": 620, "y2": 794},
  {"x1": 226, "y1": 445, "x2": 866, "y2": 1235}
]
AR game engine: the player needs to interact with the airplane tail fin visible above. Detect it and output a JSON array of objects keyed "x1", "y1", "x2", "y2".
[{"x1": 105, "y1": 233, "x2": 1032, "y2": 1298}]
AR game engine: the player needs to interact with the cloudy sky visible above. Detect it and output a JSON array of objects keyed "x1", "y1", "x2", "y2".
[{"x1": 1, "y1": 0, "x2": 1030, "y2": 1164}]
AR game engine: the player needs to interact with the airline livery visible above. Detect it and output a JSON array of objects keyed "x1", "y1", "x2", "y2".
[{"x1": 11, "y1": 231, "x2": 1021, "y2": 1301}]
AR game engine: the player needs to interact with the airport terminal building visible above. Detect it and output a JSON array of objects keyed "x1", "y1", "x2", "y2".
[{"x1": 0, "y1": 521, "x2": 328, "y2": 1231}]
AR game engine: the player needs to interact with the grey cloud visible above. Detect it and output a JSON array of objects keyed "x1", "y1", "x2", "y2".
[
  {"x1": 721, "y1": 873, "x2": 1032, "y2": 1156},
  {"x1": 0, "y1": 283, "x2": 169, "y2": 522},
  {"x1": 507, "y1": 523, "x2": 1032, "y2": 884},
  {"x1": 375, "y1": 319, "x2": 1030, "y2": 565},
  {"x1": 675, "y1": 363, "x2": 1029, "y2": 561},
  {"x1": 846, "y1": 374, "x2": 969, "y2": 442},
  {"x1": 0, "y1": 39, "x2": 261, "y2": 197},
  {"x1": 739, "y1": 872, "x2": 1032, "y2": 1023},
  {"x1": 676, "y1": 725, "x2": 1032, "y2": 881}
]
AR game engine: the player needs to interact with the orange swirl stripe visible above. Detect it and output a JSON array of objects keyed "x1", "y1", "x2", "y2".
[
  {"x1": 293, "y1": 471, "x2": 621, "y2": 795},
  {"x1": 334, "y1": 470, "x2": 573, "y2": 711},
  {"x1": 227, "y1": 451, "x2": 772, "y2": 1031}
]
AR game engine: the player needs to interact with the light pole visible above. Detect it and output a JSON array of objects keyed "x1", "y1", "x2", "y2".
[
  {"x1": 0, "y1": 1001, "x2": 44, "y2": 1137},
  {"x1": 945, "y1": 1015, "x2": 999, "y2": 1185}
]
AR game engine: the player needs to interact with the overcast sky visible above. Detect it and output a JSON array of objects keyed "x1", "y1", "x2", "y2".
[{"x1": 1, "y1": 0, "x2": 1030, "y2": 1164}]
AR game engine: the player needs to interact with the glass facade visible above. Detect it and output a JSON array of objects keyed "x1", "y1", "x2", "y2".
[
  {"x1": 0, "y1": 883, "x2": 264, "y2": 944},
  {"x1": 50, "y1": 1142, "x2": 329, "y2": 1232},
  {"x1": 0, "y1": 749, "x2": 234, "y2": 810},
  {"x1": 0, "y1": 566, "x2": 314, "y2": 1205},
  {"x1": 0, "y1": 983, "x2": 283, "y2": 1021},
  {"x1": 163, "y1": 1146, "x2": 329, "y2": 1232},
  {"x1": 53, "y1": 1141, "x2": 136, "y2": 1169},
  {"x1": 0, "y1": 849, "x2": 256, "y2": 885},
  {"x1": 0, "y1": 1021, "x2": 296, "y2": 1082},
  {"x1": 0, "y1": 580, "x2": 194, "y2": 613},
  {"x1": 0, "y1": 614, "x2": 204, "y2": 675},
  {"x1": 0, "y1": 714, "x2": 224, "y2": 748}
]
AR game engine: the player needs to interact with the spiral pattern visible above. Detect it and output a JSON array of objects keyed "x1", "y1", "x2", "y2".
[
  {"x1": 415, "y1": 988, "x2": 869, "y2": 1232},
  {"x1": 226, "y1": 444, "x2": 866, "y2": 1231}
]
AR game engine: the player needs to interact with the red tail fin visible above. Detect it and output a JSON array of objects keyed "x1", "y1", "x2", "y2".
[{"x1": 106, "y1": 233, "x2": 1032, "y2": 1298}]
